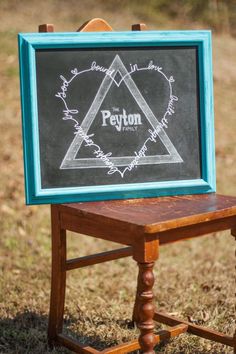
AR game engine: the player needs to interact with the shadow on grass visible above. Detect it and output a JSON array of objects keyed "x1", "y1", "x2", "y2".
[
  {"x1": 0, "y1": 311, "x2": 138, "y2": 353},
  {"x1": 0, "y1": 310, "x2": 214, "y2": 354},
  {"x1": 0, "y1": 310, "x2": 67, "y2": 353}
]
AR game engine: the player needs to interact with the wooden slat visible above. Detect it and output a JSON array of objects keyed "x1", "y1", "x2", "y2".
[
  {"x1": 166, "y1": 323, "x2": 189, "y2": 338},
  {"x1": 159, "y1": 215, "x2": 236, "y2": 245},
  {"x1": 66, "y1": 247, "x2": 133, "y2": 270},
  {"x1": 102, "y1": 324, "x2": 188, "y2": 353},
  {"x1": 60, "y1": 212, "x2": 134, "y2": 245},
  {"x1": 102, "y1": 338, "x2": 140, "y2": 354},
  {"x1": 154, "y1": 311, "x2": 234, "y2": 347},
  {"x1": 57, "y1": 325, "x2": 187, "y2": 354},
  {"x1": 57, "y1": 333, "x2": 101, "y2": 353}
]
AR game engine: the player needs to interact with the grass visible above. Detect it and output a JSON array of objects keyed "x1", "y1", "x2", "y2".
[{"x1": 0, "y1": 1, "x2": 235, "y2": 353}]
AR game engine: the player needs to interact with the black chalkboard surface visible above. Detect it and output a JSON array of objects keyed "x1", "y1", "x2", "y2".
[
  {"x1": 18, "y1": 31, "x2": 215, "y2": 204},
  {"x1": 36, "y1": 46, "x2": 201, "y2": 188}
]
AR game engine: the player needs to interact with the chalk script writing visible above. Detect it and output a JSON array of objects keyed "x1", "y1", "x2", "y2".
[{"x1": 75, "y1": 126, "x2": 119, "y2": 175}]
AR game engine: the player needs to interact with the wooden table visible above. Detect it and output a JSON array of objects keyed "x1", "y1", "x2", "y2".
[{"x1": 48, "y1": 193, "x2": 236, "y2": 353}]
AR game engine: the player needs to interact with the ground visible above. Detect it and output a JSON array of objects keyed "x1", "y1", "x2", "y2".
[{"x1": 0, "y1": 1, "x2": 235, "y2": 353}]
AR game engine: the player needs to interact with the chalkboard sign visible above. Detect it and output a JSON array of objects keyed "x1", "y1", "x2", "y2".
[{"x1": 18, "y1": 31, "x2": 215, "y2": 204}]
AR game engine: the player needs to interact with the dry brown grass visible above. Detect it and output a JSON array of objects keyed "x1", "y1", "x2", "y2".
[{"x1": 0, "y1": 1, "x2": 235, "y2": 353}]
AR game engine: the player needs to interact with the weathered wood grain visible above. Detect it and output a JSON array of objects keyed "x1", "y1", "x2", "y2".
[{"x1": 60, "y1": 194, "x2": 236, "y2": 235}]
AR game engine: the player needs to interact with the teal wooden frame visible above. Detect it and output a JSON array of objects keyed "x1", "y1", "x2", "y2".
[{"x1": 18, "y1": 30, "x2": 215, "y2": 205}]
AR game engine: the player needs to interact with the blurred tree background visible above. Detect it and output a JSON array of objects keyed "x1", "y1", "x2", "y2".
[
  {"x1": 104, "y1": 0, "x2": 236, "y2": 35},
  {"x1": 0, "y1": 0, "x2": 236, "y2": 35}
]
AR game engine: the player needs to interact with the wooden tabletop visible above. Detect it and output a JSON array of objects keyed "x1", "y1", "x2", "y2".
[{"x1": 60, "y1": 194, "x2": 236, "y2": 234}]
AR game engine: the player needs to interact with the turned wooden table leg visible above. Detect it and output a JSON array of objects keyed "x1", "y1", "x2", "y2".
[
  {"x1": 133, "y1": 236, "x2": 159, "y2": 354},
  {"x1": 48, "y1": 205, "x2": 67, "y2": 347},
  {"x1": 137, "y1": 262, "x2": 156, "y2": 354}
]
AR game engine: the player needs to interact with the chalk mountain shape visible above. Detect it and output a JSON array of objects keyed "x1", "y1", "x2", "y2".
[{"x1": 60, "y1": 54, "x2": 183, "y2": 170}]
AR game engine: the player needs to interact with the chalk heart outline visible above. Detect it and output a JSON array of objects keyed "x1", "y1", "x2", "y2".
[{"x1": 59, "y1": 55, "x2": 182, "y2": 178}]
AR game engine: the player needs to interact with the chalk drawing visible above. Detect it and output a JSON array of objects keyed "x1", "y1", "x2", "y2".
[{"x1": 56, "y1": 55, "x2": 183, "y2": 177}]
